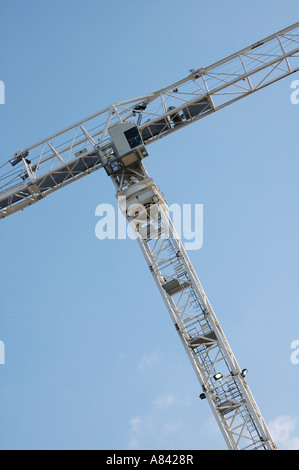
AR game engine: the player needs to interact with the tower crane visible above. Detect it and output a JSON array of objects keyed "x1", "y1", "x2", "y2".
[{"x1": 1, "y1": 22, "x2": 298, "y2": 450}]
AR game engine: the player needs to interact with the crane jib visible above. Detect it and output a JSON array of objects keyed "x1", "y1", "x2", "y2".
[
  {"x1": 140, "y1": 97, "x2": 213, "y2": 142},
  {"x1": 0, "y1": 153, "x2": 103, "y2": 216},
  {"x1": 0, "y1": 21, "x2": 298, "y2": 220}
]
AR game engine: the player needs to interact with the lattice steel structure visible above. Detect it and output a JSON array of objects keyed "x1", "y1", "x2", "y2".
[
  {"x1": 117, "y1": 172, "x2": 276, "y2": 450},
  {"x1": 1, "y1": 22, "x2": 298, "y2": 219},
  {"x1": 1, "y1": 22, "x2": 299, "y2": 449}
]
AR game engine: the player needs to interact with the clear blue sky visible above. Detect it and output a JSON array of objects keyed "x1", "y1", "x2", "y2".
[{"x1": 0, "y1": 0, "x2": 299, "y2": 450}]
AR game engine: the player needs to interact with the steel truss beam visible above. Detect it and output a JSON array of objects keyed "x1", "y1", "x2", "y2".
[
  {"x1": 0, "y1": 22, "x2": 298, "y2": 219},
  {"x1": 117, "y1": 173, "x2": 277, "y2": 450}
]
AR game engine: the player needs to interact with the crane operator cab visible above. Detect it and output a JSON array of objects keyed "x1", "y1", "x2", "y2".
[{"x1": 102, "y1": 122, "x2": 149, "y2": 182}]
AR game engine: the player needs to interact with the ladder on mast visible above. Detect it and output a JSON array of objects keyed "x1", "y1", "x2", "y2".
[{"x1": 108, "y1": 147, "x2": 276, "y2": 450}]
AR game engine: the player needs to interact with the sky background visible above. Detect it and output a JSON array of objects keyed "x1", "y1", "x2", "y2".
[{"x1": 0, "y1": 0, "x2": 299, "y2": 450}]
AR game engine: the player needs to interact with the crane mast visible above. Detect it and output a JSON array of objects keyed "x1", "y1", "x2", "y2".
[
  {"x1": 101, "y1": 121, "x2": 276, "y2": 450},
  {"x1": 1, "y1": 22, "x2": 299, "y2": 450}
]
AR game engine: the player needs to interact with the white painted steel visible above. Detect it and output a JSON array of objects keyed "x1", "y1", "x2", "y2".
[
  {"x1": 117, "y1": 176, "x2": 276, "y2": 450},
  {"x1": 1, "y1": 22, "x2": 298, "y2": 450},
  {"x1": 1, "y1": 22, "x2": 298, "y2": 218}
]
